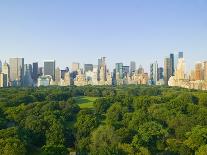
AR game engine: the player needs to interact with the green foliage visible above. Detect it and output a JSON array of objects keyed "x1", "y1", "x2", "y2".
[{"x1": 0, "y1": 85, "x2": 207, "y2": 154}]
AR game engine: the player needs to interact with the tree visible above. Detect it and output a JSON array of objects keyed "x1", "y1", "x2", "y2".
[
  {"x1": 90, "y1": 125, "x2": 121, "y2": 155},
  {"x1": 41, "y1": 144, "x2": 68, "y2": 155},
  {"x1": 0, "y1": 138, "x2": 26, "y2": 155},
  {"x1": 184, "y1": 125, "x2": 207, "y2": 151}
]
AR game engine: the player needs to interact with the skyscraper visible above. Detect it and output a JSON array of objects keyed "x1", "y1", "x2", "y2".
[
  {"x1": 175, "y1": 58, "x2": 186, "y2": 80},
  {"x1": 72, "y1": 62, "x2": 80, "y2": 72},
  {"x1": 115, "y1": 63, "x2": 123, "y2": 79},
  {"x1": 23, "y1": 65, "x2": 33, "y2": 87},
  {"x1": 84, "y1": 64, "x2": 93, "y2": 72},
  {"x1": 2, "y1": 62, "x2": 10, "y2": 87},
  {"x1": 122, "y1": 66, "x2": 130, "y2": 77},
  {"x1": 98, "y1": 57, "x2": 107, "y2": 81},
  {"x1": 164, "y1": 58, "x2": 172, "y2": 85},
  {"x1": 195, "y1": 62, "x2": 203, "y2": 81},
  {"x1": 24, "y1": 64, "x2": 32, "y2": 76},
  {"x1": 9, "y1": 58, "x2": 24, "y2": 86},
  {"x1": 204, "y1": 61, "x2": 207, "y2": 81},
  {"x1": 55, "y1": 67, "x2": 61, "y2": 83},
  {"x1": 32, "y1": 62, "x2": 38, "y2": 82},
  {"x1": 178, "y1": 52, "x2": 183, "y2": 59},
  {"x1": 0, "y1": 60, "x2": 2, "y2": 72},
  {"x1": 150, "y1": 61, "x2": 158, "y2": 85},
  {"x1": 130, "y1": 61, "x2": 136, "y2": 75},
  {"x1": 0, "y1": 73, "x2": 7, "y2": 87},
  {"x1": 170, "y1": 53, "x2": 175, "y2": 75},
  {"x1": 157, "y1": 67, "x2": 164, "y2": 81},
  {"x1": 44, "y1": 60, "x2": 55, "y2": 80}
]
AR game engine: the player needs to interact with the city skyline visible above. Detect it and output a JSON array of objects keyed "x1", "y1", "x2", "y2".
[{"x1": 0, "y1": 0, "x2": 207, "y2": 71}]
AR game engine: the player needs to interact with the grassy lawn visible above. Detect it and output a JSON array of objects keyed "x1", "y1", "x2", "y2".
[{"x1": 74, "y1": 96, "x2": 98, "y2": 109}]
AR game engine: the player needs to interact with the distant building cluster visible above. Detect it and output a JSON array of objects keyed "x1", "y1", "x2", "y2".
[{"x1": 0, "y1": 53, "x2": 207, "y2": 90}]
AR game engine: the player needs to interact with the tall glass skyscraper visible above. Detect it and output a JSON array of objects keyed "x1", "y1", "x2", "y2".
[
  {"x1": 170, "y1": 53, "x2": 175, "y2": 76},
  {"x1": 115, "y1": 63, "x2": 123, "y2": 79},
  {"x1": 32, "y1": 62, "x2": 38, "y2": 82},
  {"x1": 150, "y1": 61, "x2": 158, "y2": 85}
]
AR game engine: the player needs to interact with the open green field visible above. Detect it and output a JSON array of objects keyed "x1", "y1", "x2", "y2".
[{"x1": 74, "y1": 96, "x2": 98, "y2": 109}]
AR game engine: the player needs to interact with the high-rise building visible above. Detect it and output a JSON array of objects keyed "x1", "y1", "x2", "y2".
[
  {"x1": 72, "y1": 62, "x2": 80, "y2": 72},
  {"x1": 115, "y1": 63, "x2": 123, "y2": 79},
  {"x1": 38, "y1": 67, "x2": 43, "y2": 77},
  {"x1": 178, "y1": 52, "x2": 183, "y2": 59},
  {"x1": 55, "y1": 67, "x2": 61, "y2": 83},
  {"x1": 0, "y1": 60, "x2": 2, "y2": 72},
  {"x1": 204, "y1": 61, "x2": 207, "y2": 81},
  {"x1": 158, "y1": 67, "x2": 164, "y2": 81},
  {"x1": 2, "y1": 62, "x2": 10, "y2": 87},
  {"x1": 9, "y1": 58, "x2": 24, "y2": 86},
  {"x1": 138, "y1": 65, "x2": 144, "y2": 74},
  {"x1": 44, "y1": 60, "x2": 55, "y2": 80},
  {"x1": 0, "y1": 73, "x2": 7, "y2": 87},
  {"x1": 24, "y1": 64, "x2": 32, "y2": 76},
  {"x1": 150, "y1": 61, "x2": 158, "y2": 85},
  {"x1": 170, "y1": 53, "x2": 175, "y2": 75},
  {"x1": 174, "y1": 53, "x2": 178, "y2": 71},
  {"x1": 164, "y1": 58, "x2": 172, "y2": 85},
  {"x1": 130, "y1": 61, "x2": 136, "y2": 75},
  {"x1": 175, "y1": 58, "x2": 186, "y2": 80},
  {"x1": 122, "y1": 66, "x2": 130, "y2": 77},
  {"x1": 23, "y1": 65, "x2": 33, "y2": 87},
  {"x1": 84, "y1": 64, "x2": 93, "y2": 72},
  {"x1": 32, "y1": 62, "x2": 38, "y2": 82},
  {"x1": 98, "y1": 57, "x2": 107, "y2": 81},
  {"x1": 195, "y1": 62, "x2": 203, "y2": 81}
]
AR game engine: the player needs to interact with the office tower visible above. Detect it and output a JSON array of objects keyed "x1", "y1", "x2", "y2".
[
  {"x1": 44, "y1": 60, "x2": 55, "y2": 80},
  {"x1": 158, "y1": 67, "x2": 164, "y2": 80},
  {"x1": 9, "y1": 58, "x2": 24, "y2": 86},
  {"x1": 138, "y1": 65, "x2": 144, "y2": 74},
  {"x1": 2, "y1": 62, "x2": 10, "y2": 87},
  {"x1": 115, "y1": 63, "x2": 123, "y2": 79},
  {"x1": 23, "y1": 65, "x2": 33, "y2": 87},
  {"x1": 55, "y1": 67, "x2": 61, "y2": 83},
  {"x1": 175, "y1": 58, "x2": 186, "y2": 80},
  {"x1": 0, "y1": 73, "x2": 7, "y2": 87},
  {"x1": 98, "y1": 57, "x2": 107, "y2": 81},
  {"x1": 178, "y1": 52, "x2": 183, "y2": 59},
  {"x1": 164, "y1": 58, "x2": 172, "y2": 85},
  {"x1": 174, "y1": 53, "x2": 178, "y2": 71},
  {"x1": 72, "y1": 62, "x2": 80, "y2": 72},
  {"x1": 190, "y1": 70, "x2": 195, "y2": 81},
  {"x1": 99, "y1": 66, "x2": 105, "y2": 83},
  {"x1": 170, "y1": 53, "x2": 175, "y2": 75},
  {"x1": 24, "y1": 64, "x2": 32, "y2": 76},
  {"x1": 0, "y1": 60, "x2": 2, "y2": 72},
  {"x1": 122, "y1": 66, "x2": 130, "y2": 77},
  {"x1": 150, "y1": 61, "x2": 158, "y2": 85},
  {"x1": 38, "y1": 67, "x2": 43, "y2": 76},
  {"x1": 62, "y1": 71, "x2": 70, "y2": 86},
  {"x1": 60, "y1": 67, "x2": 69, "y2": 79},
  {"x1": 32, "y1": 62, "x2": 38, "y2": 82},
  {"x1": 84, "y1": 64, "x2": 93, "y2": 72},
  {"x1": 204, "y1": 61, "x2": 207, "y2": 81},
  {"x1": 195, "y1": 62, "x2": 203, "y2": 81},
  {"x1": 130, "y1": 61, "x2": 136, "y2": 75}
]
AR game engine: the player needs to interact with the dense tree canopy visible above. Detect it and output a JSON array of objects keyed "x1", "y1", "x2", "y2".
[{"x1": 0, "y1": 85, "x2": 206, "y2": 154}]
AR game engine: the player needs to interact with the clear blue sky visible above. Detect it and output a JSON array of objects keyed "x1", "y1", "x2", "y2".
[{"x1": 0, "y1": 0, "x2": 207, "y2": 72}]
